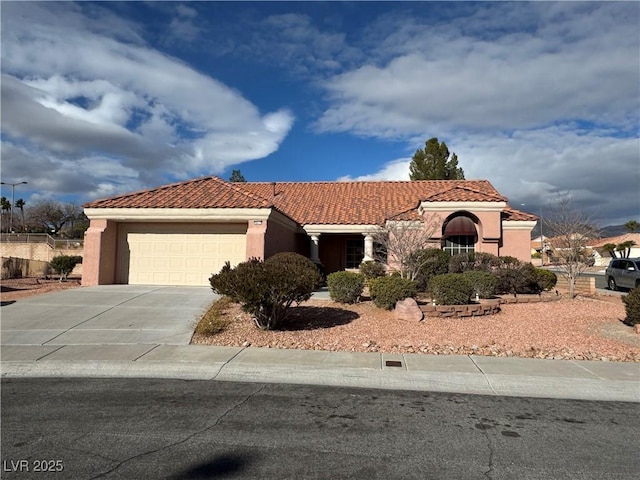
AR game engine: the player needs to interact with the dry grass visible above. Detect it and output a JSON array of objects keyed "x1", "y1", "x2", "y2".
[{"x1": 193, "y1": 296, "x2": 236, "y2": 336}]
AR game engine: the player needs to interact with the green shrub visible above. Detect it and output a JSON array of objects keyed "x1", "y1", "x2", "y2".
[
  {"x1": 194, "y1": 296, "x2": 234, "y2": 336},
  {"x1": 412, "y1": 248, "x2": 450, "y2": 291},
  {"x1": 359, "y1": 261, "x2": 386, "y2": 281},
  {"x1": 428, "y1": 273, "x2": 473, "y2": 305},
  {"x1": 327, "y1": 271, "x2": 365, "y2": 304},
  {"x1": 535, "y1": 268, "x2": 557, "y2": 291},
  {"x1": 462, "y1": 270, "x2": 497, "y2": 299},
  {"x1": 494, "y1": 263, "x2": 543, "y2": 296},
  {"x1": 369, "y1": 276, "x2": 417, "y2": 310},
  {"x1": 49, "y1": 255, "x2": 82, "y2": 282},
  {"x1": 449, "y1": 252, "x2": 501, "y2": 273},
  {"x1": 209, "y1": 253, "x2": 322, "y2": 330},
  {"x1": 622, "y1": 287, "x2": 640, "y2": 326}
]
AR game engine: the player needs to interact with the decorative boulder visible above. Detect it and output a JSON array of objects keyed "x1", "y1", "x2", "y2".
[{"x1": 395, "y1": 297, "x2": 424, "y2": 322}]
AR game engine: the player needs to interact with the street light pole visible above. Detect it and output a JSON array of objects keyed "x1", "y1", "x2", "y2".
[
  {"x1": 1, "y1": 181, "x2": 28, "y2": 233},
  {"x1": 540, "y1": 207, "x2": 544, "y2": 266}
]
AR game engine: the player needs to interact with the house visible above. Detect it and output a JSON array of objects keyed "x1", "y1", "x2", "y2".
[
  {"x1": 82, "y1": 176, "x2": 538, "y2": 286},
  {"x1": 589, "y1": 233, "x2": 640, "y2": 266}
]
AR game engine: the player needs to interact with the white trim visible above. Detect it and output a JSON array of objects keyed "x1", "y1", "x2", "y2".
[
  {"x1": 419, "y1": 201, "x2": 506, "y2": 214},
  {"x1": 502, "y1": 220, "x2": 537, "y2": 231},
  {"x1": 384, "y1": 220, "x2": 424, "y2": 229},
  {"x1": 303, "y1": 224, "x2": 375, "y2": 235},
  {"x1": 84, "y1": 207, "x2": 273, "y2": 222}
]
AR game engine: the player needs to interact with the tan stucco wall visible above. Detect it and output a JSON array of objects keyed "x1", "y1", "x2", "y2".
[
  {"x1": 263, "y1": 218, "x2": 300, "y2": 259},
  {"x1": 0, "y1": 242, "x2": 83, "y2": 262},
  {"x1": 82, "y1": 219, "x2": 118, "y2": 286},
  {"x1": 245, "y1": 220, "x2": 266, "y2": 260},
  {"x1": 500, "y1": 228, "x2": 533, "y2": 262}
]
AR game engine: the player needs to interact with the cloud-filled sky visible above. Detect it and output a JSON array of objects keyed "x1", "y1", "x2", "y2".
[{"x1": 1, "y1": 1, "x2": 638, "y2": 226}]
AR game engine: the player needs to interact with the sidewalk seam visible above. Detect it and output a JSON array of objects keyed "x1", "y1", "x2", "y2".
[
  {"x1": 568, "y1": 360, "x2": 606, "y2": 381},
  {"x1": 210, "y1": 346, "x2": 247, "y2": 380},
  {"x1": 132, "y1": 344, "x2": 161, "y2": 361},
  {"x1": 468, "y1": 355, "x2": 498, "y2": 396}
]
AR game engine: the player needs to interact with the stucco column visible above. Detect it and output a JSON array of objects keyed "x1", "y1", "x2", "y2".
[
  {"x1": 246, "y1": 220, "x2": 267, "y2": 260},
  {"x1": 82, "y1": 219, "x2": 117, "y2": 286},
  {"x1": 309, "y1": 234, "x2": 321, "y2": 263},
  {"x1": 362, "y1": 233, "x2": 374, "y2": 262}
]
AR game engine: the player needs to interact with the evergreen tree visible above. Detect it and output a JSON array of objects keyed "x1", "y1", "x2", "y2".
[
  {"x1": 409, "y1": 137, "x2": 465, "y2": 180},
  {"x1": 229, "y1": 169, "x2": 246, "y2": 182}
]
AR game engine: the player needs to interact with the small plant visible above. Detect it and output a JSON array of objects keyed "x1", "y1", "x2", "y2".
[
  {"x1": 327, "y1": 271, "x2": 365, "y2": 304},
  {"x1": 622, "y1": 287, "x2": 640, "y2": 326},
  {"x1": 535, "y1": 268, "x2": 557, "y2": 291},
  {"x1": 428, "y1": 273, "x2": 473, "y2": 305},
  {"x1": 462, "y1": 270, "x2": 497, "y2": 299},
  {"x1": 194, "y1": 296, "x2": 234, "y2": 336},
  {"x1": 369, "y1": 275, "x2": 417, "y2": 310},
  {"x1": 359, "y1": 261, "x2": 386, "y2": 281},
  {"x1": 49, "y1": 255, "x2": 82, "y2": 282},
  {"x1": 209, "y1": 253, "x2": 322, "y2": 330}
]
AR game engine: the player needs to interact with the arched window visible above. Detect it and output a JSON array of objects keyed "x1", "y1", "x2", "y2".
[{"x1": 442, "y1": 215, "x2": 477, "y2": 255}]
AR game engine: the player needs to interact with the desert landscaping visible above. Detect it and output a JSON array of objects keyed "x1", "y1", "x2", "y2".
[
  {"x1": 191, "y1": 291, "x2": 640, "y2": 363},
  {"x1": 2, "y1": 276, "x2": 638, "y2": 363}
]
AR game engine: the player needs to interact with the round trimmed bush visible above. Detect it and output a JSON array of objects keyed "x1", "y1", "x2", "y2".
[
  {"x1": 369, "y1": 276, "x2": 417, "y2": 310},
  {"x1": 449, "y1": 252, "x2": 501, "y2": 273},
  {"x1": 462, "y1": 270, "x2": 496, "y2": 299},
  {"x1": 622, "y1": 287, "x2": 640, "y2": 326},
  {"x1": 209, "y1": 253, "x2": 322, "y2": 330},
  {"x1": 359, "y1": 261, "x2": 386, "y2": 281},
  {"x1": 412, "y1": 248, "x2": 450, "y2": 291},
  {"x1": 327, "y1": 271, "x2": 365, "y2": 304},
  {"x1": 428, "y1": 273, "x2": 473, "y2": 305},
  {"x1": 535, "y1": 268, "x2": 557, "y2": 291}
]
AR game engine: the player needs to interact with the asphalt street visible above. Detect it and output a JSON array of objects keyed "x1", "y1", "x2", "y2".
[{"x1": 2, "y1": 378, "x2": 639, "y2": 480}]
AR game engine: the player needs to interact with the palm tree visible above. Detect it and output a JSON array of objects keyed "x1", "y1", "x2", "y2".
[
  {"x1": 1, "y1": 196, "x2": 11, "y2": 233},
  {"x1": 15, "y1": 199, "x2": 26, "y2": 232}
]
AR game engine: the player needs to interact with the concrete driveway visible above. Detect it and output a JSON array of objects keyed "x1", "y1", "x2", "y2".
[{"x1": 1, "y1": 285, "x2": 216, "y2": 347}]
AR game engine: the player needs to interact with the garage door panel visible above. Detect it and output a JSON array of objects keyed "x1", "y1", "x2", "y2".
[{"x1": 119, "y1": 224, "x2": 247, "y2": 286}]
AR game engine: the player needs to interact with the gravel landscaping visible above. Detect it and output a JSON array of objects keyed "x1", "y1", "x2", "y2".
[
  {"x1": 192, "y1": 294, "x2": 640, "y2": 362},
  {"x1": 2, "y1": 277, "x2": 637, "y2": 362}
]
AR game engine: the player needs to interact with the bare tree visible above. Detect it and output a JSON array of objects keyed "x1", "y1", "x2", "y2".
[
  {"x1": 369, "y1": 212, "x2": 442, "y2": 281},
  {"x1": 546, "y1": 196, "x2": 599, "y2": 298},
  {"x1": 26, "y1": 200, "x2": 84, "y2": 236}
]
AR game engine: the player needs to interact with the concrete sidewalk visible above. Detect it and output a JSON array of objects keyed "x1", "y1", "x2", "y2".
[
  {"x1": 2, "y1": 344, "x2": 638, "y2": 402},
  {"x1": 1, "y1": 286, "x2": 638, "y2": 402}
]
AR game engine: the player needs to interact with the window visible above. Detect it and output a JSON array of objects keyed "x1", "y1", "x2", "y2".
[
  {"x1": 346, "y1": 239, "x2": 364, "y2": 269},
  {"x1": 444, "y1": 235, "x2": 475, "y2": 256},
  {"x1": 442, "y1": 214, "x2": 477, "y2": 256}
]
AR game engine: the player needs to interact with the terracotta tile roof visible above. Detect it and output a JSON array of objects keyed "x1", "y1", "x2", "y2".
[
  {"x1": 423, "y1": 184, "x2": 507, "y2": 202},
  {"x1": 589, "y1": 233, "x2": 640, "y2": 248},
  {"x1": 84, "y1": 176, "x2": 271, "y2": 209},
  {"x1": 84, "y1": 176, "x2": 534, "y2": 225},
  {"x1": 238, "y1": 179, "x2": 506, "y2": 225},
  {"x1": 502, "y1": 207, "x2": 538, "y2": 222}
]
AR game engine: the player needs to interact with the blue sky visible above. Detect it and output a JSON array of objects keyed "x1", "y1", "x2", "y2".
[{"x1": 1, "y1": 1, "x2": 639, "y2": 226}]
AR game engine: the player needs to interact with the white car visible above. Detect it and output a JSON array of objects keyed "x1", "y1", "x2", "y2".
[{"x1": 605, "y1": 258, "x2": 640, "y2": 290}]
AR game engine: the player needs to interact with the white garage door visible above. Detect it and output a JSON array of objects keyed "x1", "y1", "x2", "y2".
[{"x1": 118, "y1": 224, "x2": 247, "y2": 286}]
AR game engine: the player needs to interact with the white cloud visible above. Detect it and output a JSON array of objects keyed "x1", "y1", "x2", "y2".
[
  {"x1": 338, "y1": 128, "x2": 639, "y2": 226},
  {"x1": 327, "y1": 2, "x2": 639, "y2": 226},
  {"x1": 0, "y1": 2, "x2": 293, "y2": 199},
  {"x1": 337, "y1": 158, "x2": 411, "y2": 182},
  {"x1": 316, "y1": 2, "x2": 639, "y2": 137}
]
